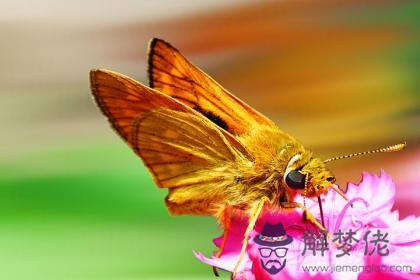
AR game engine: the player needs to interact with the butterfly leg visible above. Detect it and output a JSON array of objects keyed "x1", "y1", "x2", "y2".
[
  {"x1": 213, "y1": 206, "x2": 232, "y2": 277},
  {"x1": 232, "y1": 197, "x2": 269, "y2": 276},
  {"x1": 281, "y1": 201, "x2": 334, "y2": 242},
  {"x1": 301, "y1": 206, "x2": 343, "y2": 247}
]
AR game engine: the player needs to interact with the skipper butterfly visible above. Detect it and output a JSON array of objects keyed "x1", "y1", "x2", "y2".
[{"x1": 90, "y1": 38, "x2": 405, "y2": 274}]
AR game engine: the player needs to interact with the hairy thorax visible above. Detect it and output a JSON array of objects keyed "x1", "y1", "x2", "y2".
[{"x1": 231, "y1": 125, "x2": 310, "y2": 210}]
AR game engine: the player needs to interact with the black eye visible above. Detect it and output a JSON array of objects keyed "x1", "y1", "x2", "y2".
[
  {"x1": 285, "y1": 170, "x2": 306, "y2": 189},
  {"x1": 327, "y1": 176, "x2": 336, "y2": 183}
]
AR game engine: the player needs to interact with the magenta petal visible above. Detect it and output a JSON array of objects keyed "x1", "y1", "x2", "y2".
[
  {"x1": 196, "y1": 171, "x2": 420, "y2": 280},
  {"x1": 232, "y1": 269, "x2": 256, "y2": 280},
  {"x1": 193, "y1": 251, "x2": 250, "y2": 272}
]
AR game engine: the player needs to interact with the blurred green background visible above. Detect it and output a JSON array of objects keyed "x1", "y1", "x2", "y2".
[{"x1": 1, "y1": 1, "x2": 419, "y2": 279}]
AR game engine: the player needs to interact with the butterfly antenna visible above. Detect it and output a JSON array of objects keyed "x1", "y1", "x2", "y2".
[{"x1": 324, "y1": 142, "x2": 406, "y2": 163}]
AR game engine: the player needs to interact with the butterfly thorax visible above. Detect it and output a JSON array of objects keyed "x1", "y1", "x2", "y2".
[{"x1": 230, "y1": 125, "x2": 312, "y2": 211}]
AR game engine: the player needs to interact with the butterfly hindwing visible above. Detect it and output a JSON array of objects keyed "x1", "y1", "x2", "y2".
[
  {"x1": 132, "y1": 108, "x2": 254, "y2": 215},
  {"x1": 131, "y1": 108, "x2": 240, "y2": 189}
]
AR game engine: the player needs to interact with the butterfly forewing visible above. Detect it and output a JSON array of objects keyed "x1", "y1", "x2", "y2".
[
  {"x1": 90, "y1": 69, "x2": 188, "y2": 146},
  {"x1": 148, "y1": 38, "x2": 276, "y2": 136}
]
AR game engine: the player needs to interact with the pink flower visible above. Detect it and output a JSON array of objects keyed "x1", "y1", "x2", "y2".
[{"x1": 194, "y1": 171, "x2": 420, "y2": 279}]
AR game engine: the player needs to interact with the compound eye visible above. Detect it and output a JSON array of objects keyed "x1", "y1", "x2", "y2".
[
  {"x1": 327, "y1": 176, "x2": 336, "y2": 183},
  {"x1": 285, "y1": 170, "x2": 306, "y2": 189}
]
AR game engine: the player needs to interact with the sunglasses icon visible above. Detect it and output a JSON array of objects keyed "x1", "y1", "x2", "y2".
[{"x1": 259, "y1": 247, "x2": 288, "y2": 258}]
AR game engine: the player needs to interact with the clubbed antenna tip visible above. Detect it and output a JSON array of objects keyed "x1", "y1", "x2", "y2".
[{"x1": 324, "y1": 142, "x2": 406, "y2": 163}]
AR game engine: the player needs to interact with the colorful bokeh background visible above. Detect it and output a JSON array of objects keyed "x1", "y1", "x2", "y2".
[{"x1": 1, "y1": 1, "x2": 419, "y2": 279}]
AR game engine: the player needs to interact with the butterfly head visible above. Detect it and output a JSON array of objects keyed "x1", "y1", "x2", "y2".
[
  {"x1": 283, "y1": 142, "x2": 407, "y2": 200},
  {"x1": 283, "y1": 154, "x2": 337, "y2": 198}
]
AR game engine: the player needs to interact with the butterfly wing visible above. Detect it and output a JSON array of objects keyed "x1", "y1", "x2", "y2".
[
  {"x1": 148, "y1": 38, "x2": 277, "y2": 136},
  {"x1": 131, "y1": 108, "x2": 241, "y2": 188},
  {"x1": 90, "y1": 69, "x2": 252, "y2": 216}
]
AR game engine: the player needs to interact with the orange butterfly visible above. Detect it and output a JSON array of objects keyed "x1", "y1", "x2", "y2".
[{"x1": 90, "y1": 38, "x2": 405, "y2": 275}]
